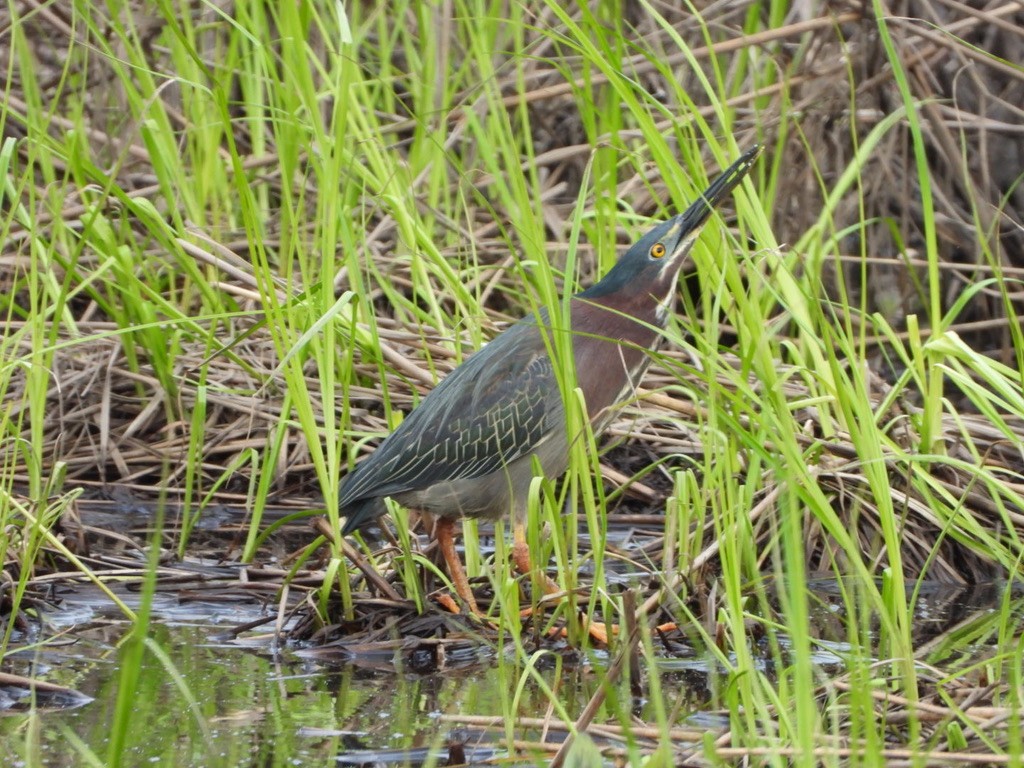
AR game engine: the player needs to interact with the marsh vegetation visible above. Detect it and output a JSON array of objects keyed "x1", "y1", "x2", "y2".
[{"x1": 2, "y1": 0, "x2": 1023, "y2": 765}]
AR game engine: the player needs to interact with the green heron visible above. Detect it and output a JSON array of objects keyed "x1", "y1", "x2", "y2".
[{"x1": 340, "y1": 145, "x2": 761, "y2": 618}]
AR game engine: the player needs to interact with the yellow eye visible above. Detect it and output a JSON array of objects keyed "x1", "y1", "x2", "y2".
[{"x1": 650, "y1": 243, "x2": 666, "y2": 259}]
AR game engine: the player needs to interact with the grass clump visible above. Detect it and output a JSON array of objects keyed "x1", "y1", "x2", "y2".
[{"x1": 1, "y1": 0, "x2": 1023, "y2": 765}]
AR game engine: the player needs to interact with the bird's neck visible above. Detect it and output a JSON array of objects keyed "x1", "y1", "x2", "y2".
[
  {"x1": 570, "y1": 291, "x2": 672, "y2": 348},
  {"x1": 577, "y1": 262, "x2": 682, "y2": 331}
]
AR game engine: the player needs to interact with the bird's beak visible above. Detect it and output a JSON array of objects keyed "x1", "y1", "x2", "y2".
[{"x1": 661, "y1": 144, "x2": 763, "y2": 258}]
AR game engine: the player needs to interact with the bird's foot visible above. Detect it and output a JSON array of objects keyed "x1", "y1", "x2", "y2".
[
  {"x1": 433, "y1": 591, "x2": 498, "y2": 630},
  {"x1": 558, "y1": 619, "x2": 678, "y2": 644},
  {"x1": 569, "y1": 616, "x2": 617, "y2": 645},
  {"x1": 518, "y1": 604, "x2": 617, "y2": 645},
  {"x1": 435, "y1": 593, "x2": 462, "y2": 614}
]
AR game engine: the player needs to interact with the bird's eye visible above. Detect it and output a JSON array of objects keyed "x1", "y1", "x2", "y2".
[{"x1": 650, "y1": 243, "x2": 666, "y2": 259}]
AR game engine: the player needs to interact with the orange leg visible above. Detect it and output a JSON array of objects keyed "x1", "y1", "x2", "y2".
[
  {"x1": 512, "y1": 521, "x2": 559, "y2": 593},
  {"x1": 435, "y1": 517, "x2": 481, "y2": 615},
  {"x1": 513, "y1": 519, "x2": 612, "y2": 644}
]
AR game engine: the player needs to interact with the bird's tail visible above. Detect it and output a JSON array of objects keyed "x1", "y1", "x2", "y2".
[{"x1": 339, "y1": 495, "x2": 386, "y2": 536}]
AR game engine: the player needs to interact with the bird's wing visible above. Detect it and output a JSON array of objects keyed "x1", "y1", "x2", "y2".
[{"x1": 339, "y1": 318, "x2": 564, "y2": 507}]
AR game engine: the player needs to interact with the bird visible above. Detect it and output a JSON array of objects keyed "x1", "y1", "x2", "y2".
[{"x1": 339, "y1": 145, "x2": 761, "y2": 620}]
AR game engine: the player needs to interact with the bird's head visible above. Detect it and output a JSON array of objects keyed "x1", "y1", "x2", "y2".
[{"x1": 579, "y1": 145, "x2": 762, "y2": 307}]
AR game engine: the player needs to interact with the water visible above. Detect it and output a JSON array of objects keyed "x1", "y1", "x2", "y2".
[{"x1": 3, "y1": 562, "x2": 1021, "y2": 766}]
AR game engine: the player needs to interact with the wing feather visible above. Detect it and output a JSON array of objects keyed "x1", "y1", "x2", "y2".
[{"x1": 339, "y1": 317, "x2": 563, "y2": 509}]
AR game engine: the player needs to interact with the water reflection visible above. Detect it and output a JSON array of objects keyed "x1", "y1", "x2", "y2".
[{"x1": 3, "y1": 578, "x2": 1021, "y2": 766}]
